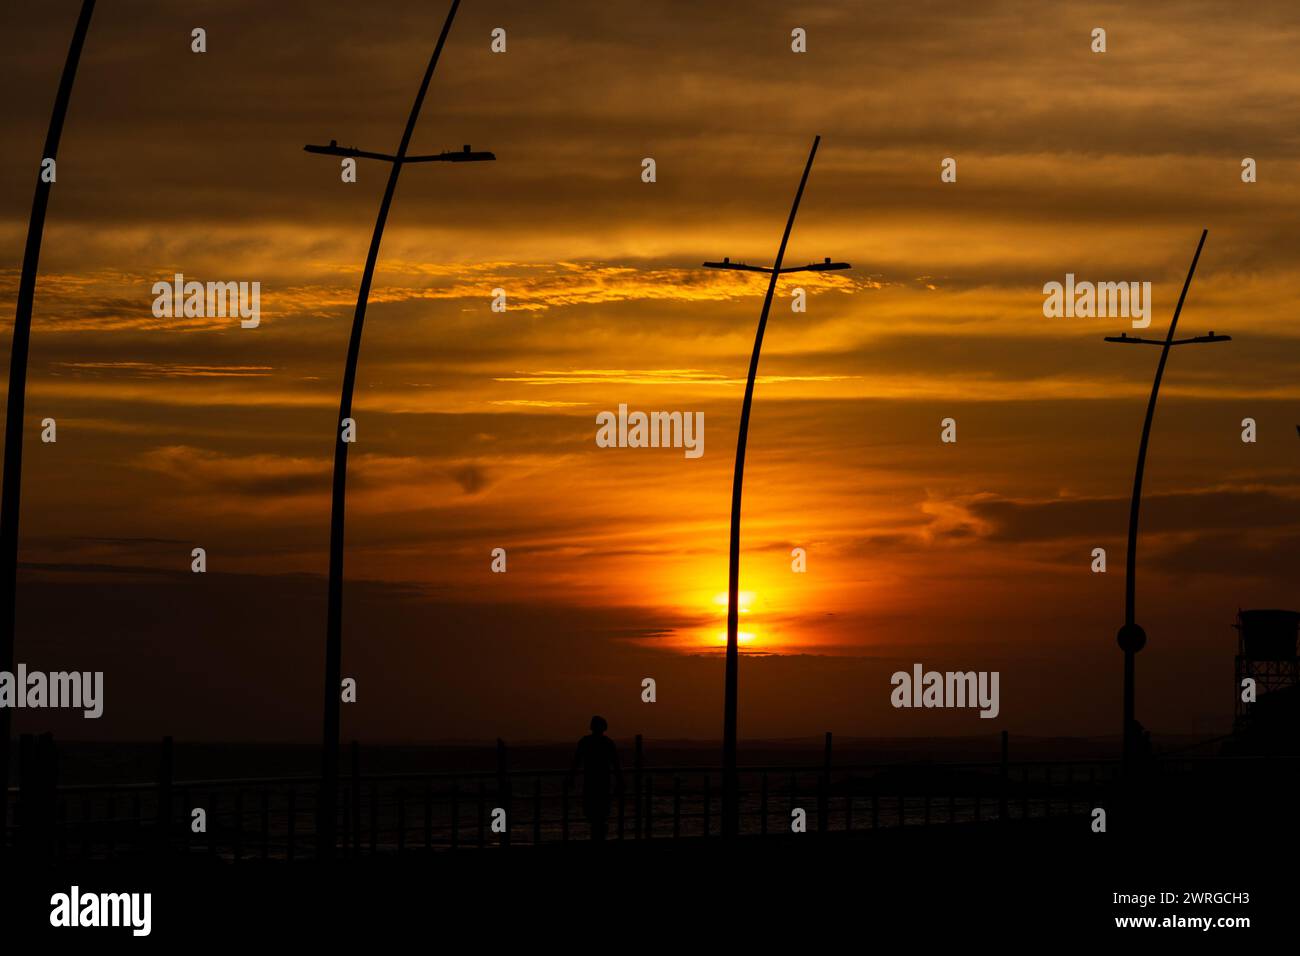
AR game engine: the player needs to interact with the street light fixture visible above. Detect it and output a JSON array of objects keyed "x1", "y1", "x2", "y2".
[
  {"x1": 303, "y1": 140, "x2": 495, "y2": 165},
  {"x1": 306, "y1": 0, "x2": 493, "y2": 859},
  {"x1": 703, "y1": 135, "x2": 850, "y2": 839},
  {"x1": 1104, "y1": 228, "x2": 1228, "y2": 775},
  {"x1": 704, "y1": 256, "x2": 851, "y2": 275}
]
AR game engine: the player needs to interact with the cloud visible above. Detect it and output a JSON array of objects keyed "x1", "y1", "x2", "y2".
[
  {"x1": 939, "y1": 486, "x2": 1300, "y2": 544},
  {"x1": 136, "y1": 445, "x2": 328, "y2": 498},
  {"x1": 448, "y1": 464, "x2": 491, "y2": 495},
  {"x1": 52, "y1": 361, "x2": 275, "y2": 378},
  {"x1": 494, "y1": 368, "x2": 858, "y2": 387},
  {"x1": 3, "y1": 0, "x2": 1299, "y2": 741}
]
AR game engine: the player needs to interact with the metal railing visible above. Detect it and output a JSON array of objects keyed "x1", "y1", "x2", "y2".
[{"x1": 10, "y1": 732, "x2": 1288, "y2": 861}]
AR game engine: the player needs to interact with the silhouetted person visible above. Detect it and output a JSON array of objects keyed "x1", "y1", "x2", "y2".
[
  {"x1": 1126, "y1": 719, "x2": 1155, "y2": 786},
  {"x1": 567, "y1": 716, "x2": 622, "y2": 841},
  {"x1": 1136, "y1": 721, "x2": 1153, "y2": 760}
]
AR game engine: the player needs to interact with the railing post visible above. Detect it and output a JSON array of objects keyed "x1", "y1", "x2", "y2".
[
  {"x1": 450, "y1": 780, "x2": 460, "y2": 850},
  {"x1": 532, "y1": 778, "x2": 541, "y2": 845},
  {"x1": 368, "y1": 781, "x2": 377, "y2": 854},
  {"x1": 206, "y1": 791, "x2": 216, "y2": 858},
  {"x1": 644, "y1": 773, "x2": 653, "y2": 839},
  {"x1": 397, "y1": 787, "x2": 406, "y2": 854},
  {"x1": 233, "y1": 789, "x2": 243, "y2": 861},
  {"x1": 106, "y1": 793, "x2": 116, "y2": 860},
  {"x1": 341, "y1": 786, "x2": 350, "y2": 856},
  {"x1": 617, "y1": 778, "x2": 625, "y2": 840},
  {"x1": 19, "y1": 733, "x2": 58, "y2": 858},
  {"x1": 131, "y1": 791, "x2": 142, "y2": 850},
  {"x1": 156, "y1": 735, "x2": 173, "y2": 855},
  {"x1": 81, "y1": 794, "x2": 91, "y2": 859},
  {"x1": 633, "y1": 734, "x2": 643, "y2": 839},
  {"x1": 1020, "y1": 766, "x2": 1030, "y2": 820},
  {"x1": 789, "y1": 772, "x2": 797, "y2": 830},
  {"x1": 38, "y1": 733, "x2": 58, "y2": 861},
  {"x1": 818, "y1": 731, "x2": 831, "y2": 834},
  {"x1": 702, "y1": 774, "x2": 710, "y2": 837},
  {"x1": 16, "y1": 734, "x2": 34, "y2": 859},
  {"x1": 260, "y1": 789, "x2": 270, "y2": 860},
  {"x1": 349, "y1": 741, "x2": 361, "y2": 859},
  {"x1": 673, "y1": 777, "x2": 681, "y2": 839},
  {"x1": 760, "y1": 772, "x2": 768, "y2": 836},
  {"x1": 998, "y1": 730, "x2": 1009, "y2": 822},
  {"x1": 476, "y1": 778, "x2": 485, "y2": 848},
  {"x1": 561, "y1": 778, "x2": 569, "y2": 843},
  {"x1": 424, "y1": 779, "x2": 432, "y2": 851},
  {"x1": 287, "y1": 787, "x2": 296, "y2": 861},
  {"x1": 496, "y1": 738, "x2": 511, "y2": 848}
]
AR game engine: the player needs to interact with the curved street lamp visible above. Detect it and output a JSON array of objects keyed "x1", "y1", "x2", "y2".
[
  {"x1": 703, "y1": 135, "x2": 850, "y2": 838},
  {"x1": 1104, "y1": 228, "x2": 1228, "y2": 773},
  {"x1": 304, "y1": 0, "x2": 494, "y2": 858},
  {"x1": 0, "y1": 0, "x2": 97, "y2": 854}
]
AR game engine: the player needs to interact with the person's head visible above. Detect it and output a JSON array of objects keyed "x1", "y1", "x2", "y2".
[{"x1": 590, "y1": 715, "x2": 608, "y2": 735}]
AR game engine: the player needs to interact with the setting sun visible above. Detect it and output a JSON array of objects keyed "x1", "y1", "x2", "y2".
[
  {"x1": 713, "y1": 591, "x2": 754, "y2": 612},
  {"x1": 717, "y1": 630, "x2": 756, "y2": 645}
]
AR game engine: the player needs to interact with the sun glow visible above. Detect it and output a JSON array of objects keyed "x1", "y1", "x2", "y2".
[
  {"x1": 717, "y1": 630, "x2": 756, "y2": 644},
  {"x1": 712, "y1": 590, "x2": 754, "y2": 612},
  {"x1": 654, "y1": 558, "x2": 833, "y2": 653},
  {"x1": 708, "y1": 591, "x2": 761, "y2": 647}
]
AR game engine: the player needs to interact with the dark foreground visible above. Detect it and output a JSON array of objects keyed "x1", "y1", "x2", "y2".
[{"x1": 1, "y1": 811, "x2": 1288, "y2": 942}]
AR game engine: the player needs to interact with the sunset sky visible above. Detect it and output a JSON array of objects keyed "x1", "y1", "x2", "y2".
[{"x1": 1, "y1": 0, "x2": 1298, "y2": 744}]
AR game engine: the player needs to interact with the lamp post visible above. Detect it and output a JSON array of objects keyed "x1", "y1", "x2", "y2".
[
  {"x1": 1104, "y1": 228, "x2": 1228, "y2": 773},
  {"x1": 0, "y1": 0, "x2": 96, "y2": 856},
  {"x1": 703, "y1": 135, "x2": 850, "y2": 838},
  {"x1": 305, "y1": 0, "x2": 493, "y2": 858}
]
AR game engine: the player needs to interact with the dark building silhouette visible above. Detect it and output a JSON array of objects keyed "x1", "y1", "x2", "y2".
[{"x1": 1226, "y1": 609, "x2": 1300, "y2": 756}]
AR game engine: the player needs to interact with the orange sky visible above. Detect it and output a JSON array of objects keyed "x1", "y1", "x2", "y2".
[{"x1": 1, "y1": 0, "x2": 1298, "y2": 743}]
